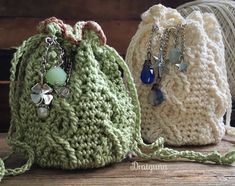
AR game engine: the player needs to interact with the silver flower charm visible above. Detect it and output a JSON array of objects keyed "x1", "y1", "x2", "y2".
[{"x1": 31, "y1": 83, "x2": 53, "y2": 106}]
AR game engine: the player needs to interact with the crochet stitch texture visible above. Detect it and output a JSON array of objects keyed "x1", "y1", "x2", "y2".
[
  {"x1": 126, "y1": 4, "x2": 233, "y2": 145},
  {"x1": 0, "y1": 17, "x2": 235, "y2": 181}
]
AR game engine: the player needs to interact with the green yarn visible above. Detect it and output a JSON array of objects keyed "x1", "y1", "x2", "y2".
[{"x1": 0, "y1": 18, "x2": 234, "y2": 181}]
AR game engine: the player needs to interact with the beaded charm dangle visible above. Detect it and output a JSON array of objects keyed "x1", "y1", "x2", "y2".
[
  {"x1": 140, "y1": 52, "x2": 155, "y2": 84},
  {"x1": 145, "y1": 24, "x2": 188, "y2": 107},
  {"x1": 45, "y1": 66, "x2": 67, "y2": 86},
  {"x1": 44, "y1": 37, "x2": 68, "y2": 87},
  {"x1": 56, "y1": 57, "x2": 72, "y2": 98},
  {"x1": 57, "y1": 86, "x2": 70, "y2": 98},
  {"x1": 31, "y1": 83, "x2": 53, "y2": 106},
  {"x1": 154, "y1": 49, "x2": 164, "y2": 77},
  {"x1": 148, "y1": 79, "x2": 165, "y2": 106},
  {"x1": 147, "y1": 28, "x2": 170, "y2": 106},
  {"x1": 44, "y1": 36, "x2": 72, "y2": 98},
  {"x1": 175, "y1": 63, "x2": 188, "y2": 72},
  {"x1": 168, "y1": 26, "x2": 182, "y2": 65},
  {"x1": 169, "y1": 47, "x2": 182, "y2": 64},
  {"x1": 31, "y1": 36, "x2": 72, "y2": 119},
  {"x1": 140, "y1": 24, "x2": 159, "y2": 85},
  {"x1": 177, "y1": 24, "x2": 188, "y2": 72},
  {"x1": 31, "y1": 76, "x2": 53, "y2": 119},
  {"x1": 37, "y1": 106, "x2": 49, "y2": 119},
  {"x1": 148, "y1": 49, "x2": 165, "y2": 106},
  {"x1": 170, "y1": 24, "x2": 188, "y2": 72}
]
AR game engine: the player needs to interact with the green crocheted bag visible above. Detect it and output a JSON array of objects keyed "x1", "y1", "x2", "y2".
[{"x1": 0, "y1": 17, "x2": 235, "y2": 181}]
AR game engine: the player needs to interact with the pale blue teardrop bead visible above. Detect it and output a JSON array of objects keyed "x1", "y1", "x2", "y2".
[
  {"x1": 169, "y1": 48, "x2": 182, "y2": 64},
  {"x1": 45, "y1": 67, "x2": 67, "y2": 86},
  {"x1": 148, "y1": 88, "x2": 165, "y2": 106}
]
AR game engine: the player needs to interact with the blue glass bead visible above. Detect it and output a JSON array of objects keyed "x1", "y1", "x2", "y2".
[
  {"x1": 169, "y1": 48, "x2": 182, "y2": 64},
  {"x1": 148, "y1": 88, "x2": 165, "y2": 106},
  {"x1": 140, "y1": 61, "x2": 155, "y2": 84}
]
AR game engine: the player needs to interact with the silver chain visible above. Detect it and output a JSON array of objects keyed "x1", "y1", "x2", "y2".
[
  {"x1": 40, "y1": 36, "x2": 68, "y2": 84},
  {"x1": 174, "y1": 25, "x2": 180, "y2": 47},
  {"x1": 180, "y1": 24, "x2": 186, "y2": 63},
  {"x1": 146, "y1": 24, "x2": 159, "y2": 60},
  {"x1": 65, "y1": 57, "x2": 72, "y2": 84}
]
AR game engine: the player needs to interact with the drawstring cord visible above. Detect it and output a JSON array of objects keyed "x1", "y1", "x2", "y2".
[{"x1": 38, "y1": 17, "x2": 107, "y2": 45}]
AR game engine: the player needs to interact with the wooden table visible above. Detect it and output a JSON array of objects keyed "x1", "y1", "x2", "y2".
[{"x1": 0, "y1": 133, "x2": 234, "y2": 186}]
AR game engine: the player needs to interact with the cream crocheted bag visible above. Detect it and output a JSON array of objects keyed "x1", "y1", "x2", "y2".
[{"x1": 126, "y1": 4, "x2": 235, "y2": 146}]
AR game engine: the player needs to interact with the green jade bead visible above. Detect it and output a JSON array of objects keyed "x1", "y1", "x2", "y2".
[
  {"x1": 45, "y1": 67, "x2": 67, "y2": 86},
  {"x1": 169, "y1": 48, "x2": 182, "y2": 64}
]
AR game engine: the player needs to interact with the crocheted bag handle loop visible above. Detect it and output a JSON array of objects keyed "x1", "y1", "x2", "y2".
[
  {"x1": 38, "y1": 17, "x2": 107, "y2": 45},
  {"x1": 0, "y1": 140, "x2": 35, "y2": 179},
  {"x1": 76, "y1": 20, "x2": 107, "y2": 45},
  {"x1": 0, "y1": 36, "x2": 40, "y2": 181}
]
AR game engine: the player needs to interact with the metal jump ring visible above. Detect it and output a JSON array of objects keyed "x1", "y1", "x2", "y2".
[{"x1": 45, "y1": 36, "x2": 56, "y2": 45}]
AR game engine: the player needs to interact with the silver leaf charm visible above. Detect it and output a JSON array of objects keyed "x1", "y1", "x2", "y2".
[
  {"x1": 175, "y1": 63, "x2": 188, "y2": 72},
  {"x1": 31, "y1": 83, "x2": 53, "y2": 106},
  {"x1": 154, "y1": 50, "x2": 164, "y2": 78},
  {"x1": 42, "y1": 94, "x2": 53, "y2": 105},
  {"x1": 31, "y1": 93, "x2": 43, "y2": 105}
]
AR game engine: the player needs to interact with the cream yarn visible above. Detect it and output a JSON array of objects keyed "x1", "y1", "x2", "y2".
[
  {"x1": 177, "y1": 0, "x2": 235, "y2": 100},
  {"x1": 126, "y1": 4, "x2": 233, "y2": 146}
]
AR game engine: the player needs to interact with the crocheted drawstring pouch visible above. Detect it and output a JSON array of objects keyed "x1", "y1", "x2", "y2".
[
  {"x1": 0, "y1": 17, "x2": 235, "y2": 181},
  {"x1": 126, "y1": 4, "x2": 235, "y2": 146}
]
